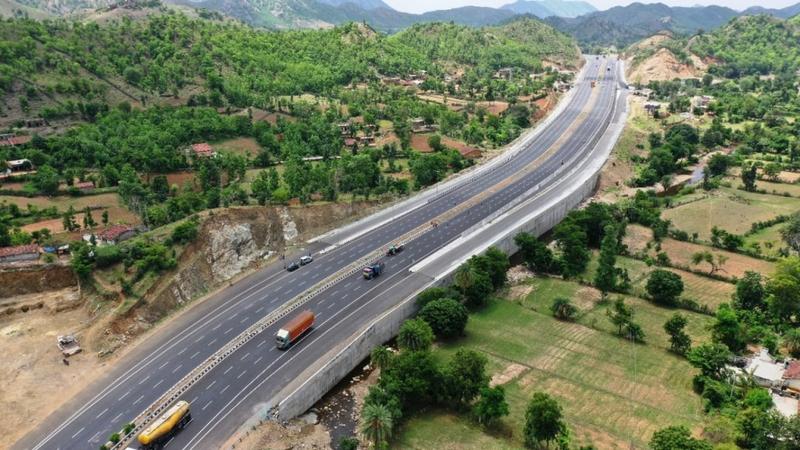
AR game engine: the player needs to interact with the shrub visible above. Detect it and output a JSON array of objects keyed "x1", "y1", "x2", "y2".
[{"x1": 419, "y1": 298, "x2": 469, "y2": 339}]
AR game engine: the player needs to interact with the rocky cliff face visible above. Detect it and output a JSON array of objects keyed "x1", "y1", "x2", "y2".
[{"x1": 137, "y1": 202, "x2": 376, "y2": 323}]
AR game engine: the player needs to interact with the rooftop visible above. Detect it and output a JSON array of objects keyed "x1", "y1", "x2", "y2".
[{"x1": 0, "y1": 244, "x2": 39, "y2": 258}]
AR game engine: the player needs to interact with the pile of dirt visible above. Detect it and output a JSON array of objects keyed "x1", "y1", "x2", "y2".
[
  {"x1": 627, "y1": 48, "x2": 703, "y2": 84},
  {"x1": 0, "y1": 263, "x2": 77, "y2": 299}
]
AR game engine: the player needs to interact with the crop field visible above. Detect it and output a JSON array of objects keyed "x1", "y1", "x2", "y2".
[
  {"x1": 394, "y1": 296, "x2": 711, "y2": 449},
  {"x1": 661, "y1": 187, "x2": 800, "y2": 239},
  {"x1": 1, "y1": 193, "x2": 140, "y2": 232},
  {"x1": 744, "y1": 222, "x2": 786, "y2": 258},
  {"x1": 659, "y1": 239, "x2": 775, "y2": 279},
  {"x1": 584, "y1": 254, "x2": 734, "y2": 311}
]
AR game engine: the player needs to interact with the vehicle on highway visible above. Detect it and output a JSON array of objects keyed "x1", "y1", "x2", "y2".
[
  {"x1": 286, "y1": 261, "x2": 300, "y2": 272},
  {"x1": 386, "y1": 244, "x2": 404, "y2": 256},
  {"x1": 137, "y1": 400, "x2": 192, "y2": 450},
  {"x1": 363, "y1": 262, "x2": 385, "y2": 279},
  {"x1": 276, "y1": 310, "x2": 315, "y2": 349},
  {"x1": 299, "y1": 255, "x2": 313, "y2": 265}
]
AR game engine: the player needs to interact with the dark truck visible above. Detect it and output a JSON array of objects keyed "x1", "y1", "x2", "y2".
[
  {"x1": 386, "y1": 244, "x2": 404, "y2": 256},
  {"x1": 276, "y1": 310, "x2": 315, "y2": 349},
  {"x1": 363, "y1": 262, "x2": 385, "y2": 280}
]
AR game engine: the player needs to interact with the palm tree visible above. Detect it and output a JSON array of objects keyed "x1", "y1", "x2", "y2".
[
  {"x1": 370, "y1": 346, "x2": 392, "y2": 370},
  {"x1": 360, "y1": 403, "x2": 393, "y2": 449}
]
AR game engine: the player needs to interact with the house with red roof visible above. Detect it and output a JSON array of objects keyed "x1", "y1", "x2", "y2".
[
  {"x1": 83, "y1": 225, "x2": 137, "y2": 246},
  {"x1": 0, "y1": 244, "x2": 40, "y2": 264},
  {"x1": 190, "y1": 143, "x2": 216, "y2": 159},
  {"x1": 783, "y1": 360, "x2": 800, "y2": 391}
]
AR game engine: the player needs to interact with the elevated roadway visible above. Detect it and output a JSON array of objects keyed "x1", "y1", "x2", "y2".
[{"x1": 17, "y1": 56, "x2": 624, "y2": 450}]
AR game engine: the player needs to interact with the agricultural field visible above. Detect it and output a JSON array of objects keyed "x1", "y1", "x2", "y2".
[
  {"x1": 395, "y1": 295, "x2": 711, "y2": 449},
  {"x1": 661, "y1": 187, "x2": 800, "y2": 239},
  {"x1": 659, "y1": 239, "x2": 775, "y2": 279},
  {"x1": 584, "y1": 254, "x2": 735, "y2": 311},
  {"x1": 0, "y1": 193, "x2": 140, "y2": 233},
  {"x1": 744, "y1": 222, "x2": 786, "y2": 258}
]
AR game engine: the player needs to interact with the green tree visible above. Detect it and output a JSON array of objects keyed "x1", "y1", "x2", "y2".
[
  {"x1": 427, "y1": 134, "x2": 444, "y2": 151},
  {"x1": 515, "y1": 232, "x2": 557, "y2": 274},
  {"x1": 101, "y1": 210, "x2": 109, "y2": 226},
  {"x1": 442, "y1": 349, "x2": 489, "y2": 409},
  {"x1": 397, "y1": 318, "x2": 434, "y2": 352},
  {"x1": 554, "y1": 222, "x2": 589, "y2": 278},
  {"x1": 454, "y1": 263, "x2": 493, "y2": 307},
  {"x1": 550, "y1": 297, "x2": 577, "y2": 321},
  {"x1": 781, "y1": 213, "x2": 800, "y2": 253},
  {"x1": 735, "y1": 271, "x2": 765, "y2": 311},
  {"x1": 607, "y1": 297, "x2": 632, "y2": 336},
  {"x1": 82, "y1": 206, "x2": 96, "y2": 229},
  {"x1": 687, "y1": 343, "x2": 732, "y2": 379},
  {"x1": 784, "y1": 329, "x2": 800, "y2": 357},
  {"x1": 741, "y1": 163, "x2": 758, "y2": 192},
  {"x1": 766, "y1": 257, "x2": 800, "y2": 321},
  {"x1": 711, "y1": 304, "x2": 745, "y2": 352},
  {"x1": 650, "y1": 425, "x2": 712, "y2": 450},
  {"x1": 62, "y1": 206, "x2": 78, "y2": 232},
  {"x1": 370, "y1": 346, "x2": 393, "y2": 370},
  {"x1": 524, "y1": 392, "x2": 568, "y2": 449},
  {"x1": 34, "y1": 165, "x2": 61, "y2": 196},
  {"x1": 646, "y1": 270, "x2": 684, "y2": 306},
  {"x1": 664, "y1": 313, "x2": 691, "y2": 355},
  {"x1": 594, "y1": 224, "x2": 619, "y2": 296},
  {"x1": 472, "y1": 386, "x2": 509, "y2": 428},
  {"x1": 360, "y1": 403, "x2": 393, "y2": 450},
  {"x1": 418, "y1": 298, "x2": 468, "y2": 339}
]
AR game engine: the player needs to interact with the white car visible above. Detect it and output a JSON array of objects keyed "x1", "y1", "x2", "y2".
[{"x1": 300, "y1": 255, "x2": 313, "y2": 266}]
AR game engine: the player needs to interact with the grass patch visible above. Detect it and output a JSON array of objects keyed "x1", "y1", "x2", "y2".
[
  {"x1": 395, "y1": 295, "x2": 711, "y2": 449},
  {"x1": 744, "y1": 222, "x2": 786, "y2": 258},
  {"x1": 662, "y1": 186, "x2": 800, "y2": 239}
]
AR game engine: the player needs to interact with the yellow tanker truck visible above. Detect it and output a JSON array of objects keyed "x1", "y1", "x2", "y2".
[{"x1": 137, "y1": 400, "x2": 191, "y2": 449}]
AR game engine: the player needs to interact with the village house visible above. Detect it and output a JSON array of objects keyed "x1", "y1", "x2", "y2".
[
  {"x1": 83, "y1": 224, "x2": 137, "y2": 246},
  {"x1": 5, "y1": 158, "x2": 34, "y2": 174},
  {"x1": 189, "y1": 143, "x2": 216, "y2": 159},
  {"x1": 783, "y1": 361, "x2": 800, "y2": 391},
  {"x1": 75, "y1": 181, "x2": 95, "y2": 192},
  {"x1": 0, "y1": 244, "x2": 40, "y2": 264},
  {"x1": 644, "y1": 102, "x2": 662, "y2": 116},
  {"x1": 410, "y1": 118, "x2": 438, "y2": 133},
  {"x1": 338, "y1": 121, "x2": 354, "y2": 137},
  {"x1": 457, "y1": 146, "x2": 482, "y2": 159},
  {"x1": 0, "y1": 133, "x2": 32, "y2": 147},
  {"x1": 691, "y1": 95, "x2": 714, "y2": 111},
  {"x1": 494, "y1": 67, "x2": 514, "y2": 80},
  {"x1": 745, "y1": 349, "x2": 786, "y2": 388}
]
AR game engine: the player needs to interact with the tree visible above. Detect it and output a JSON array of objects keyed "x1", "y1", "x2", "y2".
[
  {"x1": 250, "y1": 169, "x2": 275, "y2": 205},
  {"x1": 741, "y1": 163, "x2": 758, "y2": 192},
  {"x1": 735, "y1": 271, "x2": 765, "y2": 311},
  {"x1": 624, "y1": 321, "x2": 646, "y2": 343},
  {"x1": 419, "y1": 298, "x2": 469, "y2": 339},
  {"x1": 34, "y1": 165, "x2": 61, "y2": 196},
  {"x1": 691, "y1": 250, "x2": 728, "y2": 275},
  {"x1": 471, "y1": 247, "x2": 510, "y2": 290},
  {"x1": 664, "y1": 313, "x2": 691, "y2": 355},
  {"x1": 472, "y1": 386, "x2": 509, "y2": 428},
  {"x1": 646, "y1": 270, "x2": 684, "y2": 306},
  {"x1": 82, "y1": 206, "x2": 96, "y2": 229},
  {"x1": 524, "y1": 392, "x2": 568, "y2": 449},
  {"x1": 550, "y1": 297, "x2": 577, "y2": 321},
  {"x1": 62, "y1": 206, "x2": 78, "y2": 232},
  {"x1": 780, "y1": 213, "x2": 800, "y2": 253},
  {"x1": 785, "y1": 329, "x2": 800, "y2": 357},
  {"x1": 427, "y1": 134, "x2": 444, "y2": 152},
  {"x1": 397, "y1": 318, "x2": 433, "y2": 352},
  {"x1": 454, "y1": 263, "x2": 493, "y2": 307},
  {"x1": 442, "y1": 349, "x2": 489, "y2": 409},
  {"x1": 101, "y1": 210, "x2": 109, "y2": 226},
  {"x1": 687, "y1": 343, "x2": 732, "y2": 379},
  {"x1": 515, "y1": 232, "x2": 556, "y2": 274},
  {"x1": 416, "y1": 287, "x2": 454, "y2": 308},
  {"x1": 766, "y1": 257, "x2": 800, "y2": 321},
  {"x1": 607, "y1": 297, "x2": 633, "y2": 336},
  {"x1": 707, "y1": 153, "x2": 730, "y2": 177},
  {"x1": 370, "y1": 346, "x2": 393, "y2": 370},
  {"x1": 650, "y1": 425, "x2": 712, "y2": 450},
  {"x1": 554, "y1": 222, "x2": 589, "y2": 278},
  {"x1": 360, "y1": 403, "x2": 393, "y2": 449},
  {"x1": 711, "y1": 304, "x2": 745, "y2": 352},
  {"x1": 594, "y1": 224, "x2": 619, "y2": 296}
]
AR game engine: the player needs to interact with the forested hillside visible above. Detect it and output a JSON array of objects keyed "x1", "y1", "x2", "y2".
[{"x1": 690, "y1": 14, "x2": 800, "y2": 77}]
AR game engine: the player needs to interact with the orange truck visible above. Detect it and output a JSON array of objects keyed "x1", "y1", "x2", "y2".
[{"x1": 276, "y1": 310, "x2": 315, "y2": 349}]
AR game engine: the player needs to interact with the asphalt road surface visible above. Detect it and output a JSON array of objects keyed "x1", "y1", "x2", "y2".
[{"x1": 18, "y1": 56, "x2": 621, "y2": 450}]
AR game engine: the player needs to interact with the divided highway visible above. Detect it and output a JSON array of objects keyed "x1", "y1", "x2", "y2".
[{"x1": 18, "y1": 56, "x2": 622, "y2": 450}]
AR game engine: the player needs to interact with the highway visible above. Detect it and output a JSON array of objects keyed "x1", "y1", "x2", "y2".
[{"x1": 17, "y1": 56, "x2": 622, "y2": 450}]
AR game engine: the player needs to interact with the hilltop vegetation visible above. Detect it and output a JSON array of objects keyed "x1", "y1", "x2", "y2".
[{"x1": 690, "y1": 15, "x2": 800, "y2": 77}]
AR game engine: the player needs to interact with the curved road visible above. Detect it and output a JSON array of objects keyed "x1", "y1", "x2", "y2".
[{"x1": 17, "y1": 56, "x2": 621, "y2": 450}]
